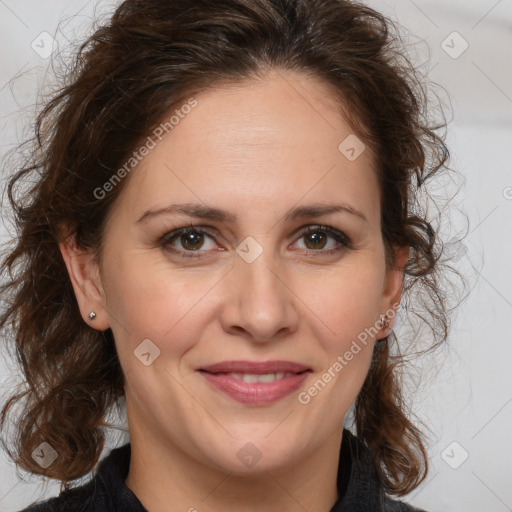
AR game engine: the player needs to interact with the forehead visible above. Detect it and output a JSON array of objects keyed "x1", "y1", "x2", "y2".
[{"x1": 107, "y1": 70, "x2": 380, "y2": 227}]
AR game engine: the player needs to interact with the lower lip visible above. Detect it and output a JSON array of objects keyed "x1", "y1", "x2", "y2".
[{"x1": 200, "y1": 371, "x2": 310, "y2": 406}]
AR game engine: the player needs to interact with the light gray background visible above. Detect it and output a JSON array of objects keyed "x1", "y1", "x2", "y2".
[{"x1": 1, "y1": 1, "x2": 511, "y2": 511}]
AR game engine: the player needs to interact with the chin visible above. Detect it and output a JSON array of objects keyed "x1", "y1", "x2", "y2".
[{"x1": 197, "y1": 431, "x2": 307, "y2": 475}]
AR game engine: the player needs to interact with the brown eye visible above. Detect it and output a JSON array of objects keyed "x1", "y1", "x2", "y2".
[
  {"x1": 161, "y1": 226, "x2": 217, "y2": 255},
  {"x1": 303, "y1": 231, "x2": 328, "y2": 250},
  {"x1": 293, "y1": 225, "x2": 350, "y2": 255},
  {"x1": 179, "y1": 231, "x2": 205, "y2": 251}
]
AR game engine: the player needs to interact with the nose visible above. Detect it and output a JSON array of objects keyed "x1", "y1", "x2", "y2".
[{"x1": 219, "y1": 248, "x2": 300, "y2": 343}]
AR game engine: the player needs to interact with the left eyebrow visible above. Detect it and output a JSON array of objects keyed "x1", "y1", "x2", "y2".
[
  {"x1": 283, "y1": 203, "x2": 368, "y2": 223},
  {"x1": 136, "y1": 201, "x2": 368, "y2": 224}
]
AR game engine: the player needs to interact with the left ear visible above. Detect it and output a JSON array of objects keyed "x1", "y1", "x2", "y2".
[{"x1": 378, "y1": 245, "x2": 409, "y2": 337}]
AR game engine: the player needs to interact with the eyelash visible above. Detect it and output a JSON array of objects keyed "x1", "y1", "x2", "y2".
[{"x1": 158, "y1": 224, "x2": 352, "y2": 259}]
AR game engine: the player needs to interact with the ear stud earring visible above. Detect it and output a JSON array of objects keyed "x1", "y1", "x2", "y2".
[
  {"x1": 88, "y1": 312, "x2": 97, "y2": 320},
  {"x1": 379, "y1": 314, "x2": 389, "y2": 329},
  {"x1": 376, "y1": 314, "x2": 391, "y2": 344}
]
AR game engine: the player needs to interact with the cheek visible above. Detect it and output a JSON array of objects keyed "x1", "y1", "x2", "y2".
[
  {"x1": 296, "y1": 261, "x2": 384, "y2": 345},
  {"x1": 102, "y1": 252, "x2": 223, "y2": 356},
  {"x1": 299, "y1": 278, "x2": 378, "y2": 414}
]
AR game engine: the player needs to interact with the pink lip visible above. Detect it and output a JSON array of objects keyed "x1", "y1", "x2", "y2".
[
  {"x1": 198, "y1": 360, "x2": 312, "y2": 406},
  {"x1": 199, "y1": 360, "x2": 311, "y2": 374}
]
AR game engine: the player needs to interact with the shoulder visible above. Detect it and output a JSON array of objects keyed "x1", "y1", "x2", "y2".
[
  {"x1": 340, "y1": 429, "x2": 428, "y2": 512},
  {"x1": 19, "y1": 444, "x2": 135, "y2": 512},
  {"x1": 20, "y1": 479, "x2": 100, "y2": 512},
  {"x1": 381, "y1": 495, "x2": 427, "y2": 512}
]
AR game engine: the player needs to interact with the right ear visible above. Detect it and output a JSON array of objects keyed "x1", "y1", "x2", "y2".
[{"x1": 58, "y1": 226, "x2": 111, "y2": 331}]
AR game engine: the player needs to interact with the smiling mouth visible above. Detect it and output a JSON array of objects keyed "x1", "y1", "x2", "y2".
[
  {"x1": 210, "y1": 371, "x2": 303, "y2": 383},
  {"x1": 199, "y1": 369, "x2": 312, "y2": 406}
]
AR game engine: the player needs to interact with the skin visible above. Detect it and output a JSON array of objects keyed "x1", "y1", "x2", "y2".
[{"x1": 60, "y1": 69, "x2": 406, "y2": 512}]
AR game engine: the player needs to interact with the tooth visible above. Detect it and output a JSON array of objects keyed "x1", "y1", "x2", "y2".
[
  {"x1": 225, "y1": 372, "x2": 293, "y2": 383},
  {"x1": 258, "y1": 373, "x2": 276, "y2": 383}
]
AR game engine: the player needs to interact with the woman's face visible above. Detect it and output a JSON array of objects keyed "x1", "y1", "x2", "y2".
[{"x1": 64, "y1": 70, "x2": 403, "y2": 473}]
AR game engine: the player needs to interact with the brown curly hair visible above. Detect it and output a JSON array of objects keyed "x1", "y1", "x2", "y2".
[{"x1": 1, "y1": 0, "x2": 455, "y2": 497}]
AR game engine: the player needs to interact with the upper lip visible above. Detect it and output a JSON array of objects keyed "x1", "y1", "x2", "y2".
[{"x1": 198, "y1": 360, "x2": 311, "y2": 374}]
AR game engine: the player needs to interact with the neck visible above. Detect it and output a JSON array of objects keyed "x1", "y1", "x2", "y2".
[{"x1": 125, "y1": 421, "x2": 343, "y2": 512}]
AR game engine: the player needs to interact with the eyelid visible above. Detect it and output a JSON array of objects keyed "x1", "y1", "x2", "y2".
[
  {"x1": 293, "y1": 224, "x2": 351, "y2": 247},
  {"x1": 159, "y1": 224, "x2": 219, "y2": 247}
]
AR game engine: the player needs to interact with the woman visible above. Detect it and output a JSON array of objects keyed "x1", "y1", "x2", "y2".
[{"x1": 0, "y1": 0, "x2": 455, "y2": 510}]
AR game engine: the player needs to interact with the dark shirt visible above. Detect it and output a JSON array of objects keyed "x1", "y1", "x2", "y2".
[{"x1": 22, "y1": 429, "x2": 426, "y2": 512}]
